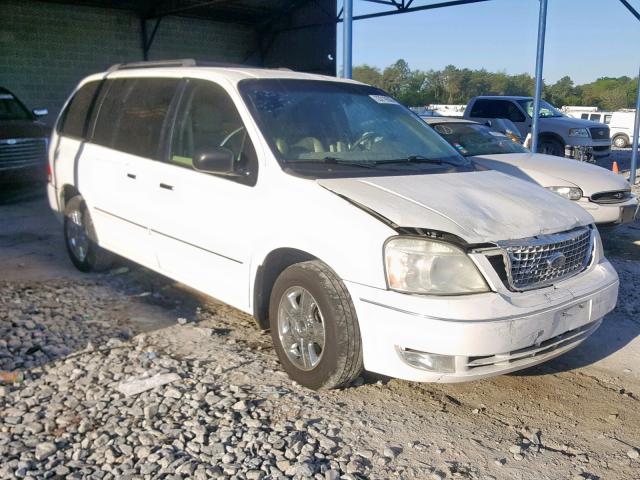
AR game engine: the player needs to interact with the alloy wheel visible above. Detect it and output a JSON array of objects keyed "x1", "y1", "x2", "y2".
[{"x1": 277, "y1": 286, "x2": 326, "y2": 371}]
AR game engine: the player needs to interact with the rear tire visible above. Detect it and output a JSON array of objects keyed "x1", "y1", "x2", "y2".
[
  {"x1": 538, "y1": 137, "x2": 565, "y2": 157},
  {"x1": 613, "y1": 135, "x2": 628, "y2": 149},
  {"x1": 64, "y1": 195, "x2": 114, "y2": 272},
  {"x1": 269, "y1": 260, "x2": 363, "y2": 390}
]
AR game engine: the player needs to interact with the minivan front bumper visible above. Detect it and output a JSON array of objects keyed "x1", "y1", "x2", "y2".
[{"x1": 345, "y1": 259, "x2": 618, "y2": 382}]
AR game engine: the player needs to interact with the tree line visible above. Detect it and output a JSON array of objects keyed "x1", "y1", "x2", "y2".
[{"x1": 353, "y1": 60, "x2": 639, "y2": 111}]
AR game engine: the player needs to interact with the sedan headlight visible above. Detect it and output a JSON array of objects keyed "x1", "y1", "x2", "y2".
[
  {"x1": 568, "y1": 128, "x2": 590, "y2": 138},
  {"x1": 546, "y1": 186, "x2": 583, "y2": 201},
  {"x1": 385, "y1": 237, "x2": 489, "y2": 295}
]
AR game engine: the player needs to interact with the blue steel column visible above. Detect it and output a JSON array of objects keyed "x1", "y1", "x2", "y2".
[
  {"x1": 630, "y1": 66, "x2": 640, "y2": 185},
  {"x1": 531, "y1": 0, "x2": 548, "y2": 153},
  {"x1": 342, "y1": 0, "x2": 353, "y2": 78}
]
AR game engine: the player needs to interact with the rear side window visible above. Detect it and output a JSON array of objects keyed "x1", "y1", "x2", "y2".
[
  {"x1": 92, "y1": 78, "x2": 179, "y2": 159},
  {"x1": 470, "y1": 99, "x2": 524, "y2": 122},
  {"x1": 58, "y1": 81, "x2": 101, "y2": 139}
]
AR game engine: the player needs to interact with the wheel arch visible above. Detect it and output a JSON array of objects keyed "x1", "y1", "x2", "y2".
[
  {"x1": 538, "y1": 131, "x2": 565, "y2": 146},
  {"x1": 60, "y1": 184, "x2": 81, "y2": 213},
  {"x1": 612, "y1": 133, "x2": 629, "y2": 144},
  {"x1": 252, "y1": 247, "x2": 320, "y2": 330}
]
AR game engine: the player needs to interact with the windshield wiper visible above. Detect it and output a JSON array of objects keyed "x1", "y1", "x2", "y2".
[
  {"x1": 374, "y1": 155, "x2": 462, "y2": 167},
  {"x1": 285, "y1": 157, "x2": 377, "y2": 168}
]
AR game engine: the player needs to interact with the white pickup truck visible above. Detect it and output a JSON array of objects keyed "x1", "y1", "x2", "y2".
[{"x1": 464, "y1": 96, "x2": 611, "y2": 159}]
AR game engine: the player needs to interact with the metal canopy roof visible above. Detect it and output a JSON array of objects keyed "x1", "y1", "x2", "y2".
[
  {"x1": 39, "y1": 0, "x2": 304, "y2": 24},
  {"x1": 35, "y1": 0, "x2": 640, "y2": 182}
]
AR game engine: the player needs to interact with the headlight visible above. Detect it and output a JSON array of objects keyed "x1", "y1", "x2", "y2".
[
  {"x1": 546, "y1": 186, "x2": 583, "y2": 200},
  {"x1": 568, "y1": 128, "x2": 590, "y2": 138},
  {"x1": 384, "y1": 237, "x2": 489, "y2": 295}
]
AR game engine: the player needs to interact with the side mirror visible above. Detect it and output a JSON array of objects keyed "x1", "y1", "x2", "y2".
[
  {"x1": 193, "y1": 147, "x2": 239, "y2": 176},
  {"x1": 32, "y1": 108, "x2": 48, "y2": 117},
  {"x1": 484, "y1": 120, "x2": 492, "y2": 128}
]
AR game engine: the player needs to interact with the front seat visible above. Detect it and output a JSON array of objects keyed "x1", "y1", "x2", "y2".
[{"x1": 291, "y1": 136, "x2": 324, "y2": 153}]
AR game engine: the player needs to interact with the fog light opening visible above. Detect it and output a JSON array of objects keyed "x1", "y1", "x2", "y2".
[{"x1": 397, "y1": 347, "x2": 456, "y2": 373}]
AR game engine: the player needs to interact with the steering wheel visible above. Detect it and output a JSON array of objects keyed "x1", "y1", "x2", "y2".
[{"x1": 350, "y1": 131, "x2": 380, "y2": 151}]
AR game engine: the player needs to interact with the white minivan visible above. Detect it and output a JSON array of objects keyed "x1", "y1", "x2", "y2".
[{"x1": 48, "y1": 61, "x2": 619, "y2": 389}]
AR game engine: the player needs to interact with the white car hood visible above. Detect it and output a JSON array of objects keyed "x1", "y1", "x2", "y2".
[
  {"x1": 472, "y1": 153, "x2": 630, "y2": 197},
  {"x1": 318, "y1": 170, "x2": 594, "y2": 244}
]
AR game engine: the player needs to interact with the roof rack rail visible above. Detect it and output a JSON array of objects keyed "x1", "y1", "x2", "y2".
[
  {"x1": 107, "y1": 59, "x2": 196, "y2": 72},
  {"x1": 107, "y1": 59, "x2": 263, "y2": 72}
]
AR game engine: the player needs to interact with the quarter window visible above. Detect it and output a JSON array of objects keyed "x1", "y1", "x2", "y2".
[
  {"x1": 92, "y1": 78, "x2": 179, "y2": 159},
  {"x1": 170, "y1": 79, "x2": 258, "y2": 186},
  {"x1": 59, "y1": 81, "x2": 102, "y2": 139}
]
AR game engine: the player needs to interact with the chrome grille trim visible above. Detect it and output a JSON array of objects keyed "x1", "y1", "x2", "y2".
[
  {"x1": 497, "y1": 227, "x2": 593, "y2": 291},
  {"x1": 590, "y1": 190, "x2": 631, "y2": 204},
  {"x1": 589, "y1": 127, "x2": 609, "y2": 140},
  {"x1": 0, "y1": 138, "x2": 47, "y2": 168}
]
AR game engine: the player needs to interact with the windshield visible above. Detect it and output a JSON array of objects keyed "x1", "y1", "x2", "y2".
[
  {"x1": 239, "y1": 79, "x2": 472, "y2": 177},
  {"x1": 517, "y1": 99, "x2": 563, "y2": 118},
  {"x1": 0, "y1": 91, "x2": 32, "y2": 121},
  {"x1": 432, "y1": 123, "x2": 529, "y2": 157}
]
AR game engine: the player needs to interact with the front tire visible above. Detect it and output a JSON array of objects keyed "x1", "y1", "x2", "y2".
[
  {"x1": 613, "y1": 135, "x2": 628, "y2": 149},
  {"x1": 538, "y1": 137, "x2": 565, "y2": 157},
  {"x1": 269, "y1": 261, "x2": 363, "y2": 390},
  {"x1": 64, "y1": 195, "x2": 114, "y2": 272}
]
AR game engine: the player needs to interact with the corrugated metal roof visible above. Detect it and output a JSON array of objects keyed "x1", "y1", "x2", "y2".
[{"x1": 39, "y1": 0, "x2": 303, "y2": 24}]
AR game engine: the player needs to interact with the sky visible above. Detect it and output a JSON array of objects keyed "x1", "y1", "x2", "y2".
[{"x1": 336, "y1": 0, "x2": 640, "y2": 84}]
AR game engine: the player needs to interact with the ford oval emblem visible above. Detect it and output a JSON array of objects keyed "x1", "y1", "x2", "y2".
[
  {"x1": 547, "y1": 252, "x2": 566, "y2": 270},
  {"x1": 7, "y1": 139, "x2": 17, "y2": 145}
]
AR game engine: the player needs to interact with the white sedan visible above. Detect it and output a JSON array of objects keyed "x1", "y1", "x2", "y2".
[{"x1": 425, "y1": 117, "x2": 638, "y2": 226}]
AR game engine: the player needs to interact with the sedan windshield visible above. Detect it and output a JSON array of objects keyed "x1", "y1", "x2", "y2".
[
  {"x1": 0, "y1": 91, "x2": 32, "y2": 121},
  {"x1": 517, "y1": 99, "x2": 563, "y2": 118},
  {"x1": 239, "y1": 79, "x2": 471, "y2": 177},
  {"x1": 432, "y1": 122, "x2": 529, "y2": 157}
]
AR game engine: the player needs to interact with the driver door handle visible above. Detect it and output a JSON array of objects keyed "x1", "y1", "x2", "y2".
[{"x1": 159, "y1": 183, "x2": 174, "y2": 191}]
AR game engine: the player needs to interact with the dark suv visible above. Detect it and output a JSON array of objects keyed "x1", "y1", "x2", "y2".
[{"x1": 0, "y1": 87, "x2": 51, "y2": 182}]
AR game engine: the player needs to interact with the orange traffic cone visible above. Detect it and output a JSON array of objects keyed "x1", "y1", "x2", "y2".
[{"x1": 612, "y1": 161, "x2": 620, "y2": 174}]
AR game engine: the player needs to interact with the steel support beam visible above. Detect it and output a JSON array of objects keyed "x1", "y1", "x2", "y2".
[
  {"x1": 531, "y1": 0, "x2": 548, "y2": 153},
  {"x1": 343, "y1": 0, "x2": 353, "y2": 78},
  {"x1": 630, "y1": 65, "x2": 640, "y2": 185},
  {"x1": 140, "y1": 17, "x2": 162, "y2": 60},
  {"x1": 619, "y1": 0, "x2": 640, "y2": 21},
  {"x1": 348, "y1": 0, "x2": 489, "y2": 21}
]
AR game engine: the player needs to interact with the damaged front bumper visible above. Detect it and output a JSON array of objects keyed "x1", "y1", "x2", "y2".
[
  {"x1": 578, "y1": 196, "x2": 639, "y2": 225},
  {"x1": 345, "y1": 258, "x2": 619, "y2": 383}
]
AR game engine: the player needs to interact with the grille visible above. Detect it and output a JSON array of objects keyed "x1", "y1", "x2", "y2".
[
  {"x1": 589, "y1": 127, "x2": 609, "y2": 141},
  {"x1": 591, "y1": 190, "x2": 631, "y2": 204},
  {"x1": 498, "y1": 227, "x2": 593, "y2": 291},
  {"x1": 0, "y1": 138, "x2": 47, "y2": 169}
]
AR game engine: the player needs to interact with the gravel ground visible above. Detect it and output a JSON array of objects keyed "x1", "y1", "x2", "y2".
[{"x1": 1, "y1": 184, "x2": 640, "y2": 480}]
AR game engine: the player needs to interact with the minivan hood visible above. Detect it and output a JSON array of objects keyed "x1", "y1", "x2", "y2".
[
  {"x1": 0, "y1": 120, "x2": 50, "y2": 140},
  {"x1": 318, "y1": 170, "x2": 594, "y2": 244},
  {"x1": 472, "y1": 153, "x2": 630, "y2": 197}
]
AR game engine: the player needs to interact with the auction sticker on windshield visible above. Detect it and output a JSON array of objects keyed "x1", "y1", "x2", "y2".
[{"x1": 369, "y1": 95, "x2": 400, "y2": 105}]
